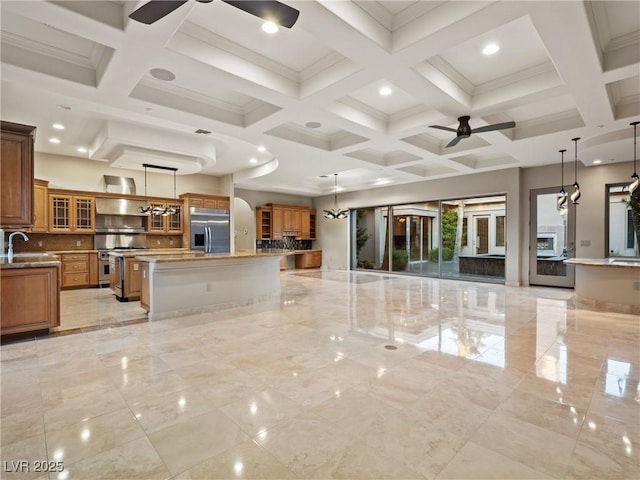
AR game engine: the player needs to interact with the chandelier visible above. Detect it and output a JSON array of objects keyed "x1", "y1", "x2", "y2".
[
  {"x1": 557, "y1": 148, "x2": 567, "y2": 211},
  {"x1": 323, "y1": 173, "x2": 349, "y2": 219},
  {"x1": 570, "y1": 137, "x2": 581, "y2": 205},
  {"x1": 139, "y1": 163, "x2": 180, "y2": 216}
]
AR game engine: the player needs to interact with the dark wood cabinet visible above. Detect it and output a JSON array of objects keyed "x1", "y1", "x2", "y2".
[{"x1": 1, "y1": 121, "x2": 36, "y2": 227}]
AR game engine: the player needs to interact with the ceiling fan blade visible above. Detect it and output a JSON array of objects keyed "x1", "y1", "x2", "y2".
[
  {"x1": 471, "y1": 121, "x2": 516, "y2": 134},
  {"x1": 129, "y1": 0, "x2": 188, "y2": 24},
  {"x1": 446, "y1": 136, "x2": 464, "y2": 148},
  {"x1": 221, "y1": 0, "x2": 300, "y2": 28},
  {"x1": 429, "y1": 125, "x2": 458, "y2": 133}
]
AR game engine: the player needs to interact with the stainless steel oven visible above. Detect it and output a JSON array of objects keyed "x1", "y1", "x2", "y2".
[{"x1": 97, "y1": 251, "x2": 111, "y2": 287}]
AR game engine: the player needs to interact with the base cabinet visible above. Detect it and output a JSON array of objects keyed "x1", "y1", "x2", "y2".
[
  {"x1": 1, "y1": 266, "x2": 60, "y2": 335},
  {"x1": 295, "y1": 251, "x2": 322, "y2": 269}
]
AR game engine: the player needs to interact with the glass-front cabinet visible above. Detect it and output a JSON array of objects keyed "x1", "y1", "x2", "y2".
[
  {"x1": 49, "y1": 194, "x2": 95, "y2": 233},
  {"x1": 146, "y1": 201, "x2": 182, "y2": 234}
]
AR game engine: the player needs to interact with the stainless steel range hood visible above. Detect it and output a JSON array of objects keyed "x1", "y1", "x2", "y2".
[
  {"x1": 95, "y1": 197, "x2": 148, "y2": 216},
  {"x1": 104, "y1": 175, "x2": 136, "y2": 195}
]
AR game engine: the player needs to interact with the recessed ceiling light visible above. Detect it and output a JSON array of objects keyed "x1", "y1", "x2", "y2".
[
  {"x1": 52, "y1": 123, "x2": 65, "y2": 130},
  {"x1": 262, "y1": 21, "x2": 278, "y2": 34},
  {"x1": 593, "y1": 159, "x2": 602, "y2": 164},
  {"x1": 482, "y1": 43, "x2": 500, "y2": 55},
  {"x1": 77, "y1": 147, "x2": 87, "y2": 153},
  {"x1": 249, "y1": 158, "x2": 258, "y2": 164},
  {"x1": 379, "y1": 86, "x2": 392, "y2": 96},
  {"x1": 305, "y1": 121, "x2": 322, "y2": 129},
  {"x1": 257, "y1": 145, "x2": 266, "y2": 153},
  {"x1": 49, "y1": 138, "x2": 61, "y2": 144},
  {"x1": 149, "y1": 68, "x2": 176, "y2": 81}
]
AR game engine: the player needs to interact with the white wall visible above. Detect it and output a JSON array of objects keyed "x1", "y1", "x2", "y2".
[
  {"x1": 35, "y1": 152, "x2": 224, "y2": 197},
  {"x1": 233, "y1": 197, "x2": 255, "y2": 251}
]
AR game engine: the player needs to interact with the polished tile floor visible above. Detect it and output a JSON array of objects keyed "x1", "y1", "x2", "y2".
[{"x1": 1, "y1": 271, "x2": 638, "y2": 479}]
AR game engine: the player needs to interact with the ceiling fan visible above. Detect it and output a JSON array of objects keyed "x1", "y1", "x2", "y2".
[
  {"x1": 430, "y1": 115, "x2": 516, "y2": 148},
  {"x1": 129, "y1": 0, "x2": 300, "y2": 28}
]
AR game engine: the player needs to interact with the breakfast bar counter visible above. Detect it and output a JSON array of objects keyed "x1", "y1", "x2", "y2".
[
  {"x1": 566, "y1": 258, "x2": 640, "y2": 314},
  {"x1": 136, "y1": 251, "x2": 285, "y2": 320}
]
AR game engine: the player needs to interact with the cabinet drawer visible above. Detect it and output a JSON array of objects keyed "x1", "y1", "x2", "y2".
[
  {"x1": 62, "y1": 261, "x2": 88, "y2": 273},
  {"x1": 63, "y1": 272, "x2": 89, "y2": 286},
  {"x1": 61, "y1": 253, "x2": 89, "y2": 262}
]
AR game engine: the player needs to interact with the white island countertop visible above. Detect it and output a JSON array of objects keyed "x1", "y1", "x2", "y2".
[
  {"x1": 135, "y1": 250, "x2": 285, "y2": 263},
  {"x1": 566, "y1": 257, "x2": 640, "y2": 268}
]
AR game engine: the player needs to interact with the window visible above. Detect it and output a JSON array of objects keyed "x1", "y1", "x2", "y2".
[{"x1": 496, "y1": 216, "x2": 505, "y2": 247}]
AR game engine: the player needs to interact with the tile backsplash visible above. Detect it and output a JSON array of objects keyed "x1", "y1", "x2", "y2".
[{"x1": 257, "y1": 238, "x2": 312, "y2": 250}]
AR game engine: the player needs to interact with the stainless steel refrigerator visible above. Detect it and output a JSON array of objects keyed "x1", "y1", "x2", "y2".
[{"x1": 189, "y1": 207, "x2": 230, "y2": 253}]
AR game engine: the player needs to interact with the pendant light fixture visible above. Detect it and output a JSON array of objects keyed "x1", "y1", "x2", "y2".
[
  {"x1": 628, "y1": 121, "x2": 639, "y2": 199},
  {"x1": 138, "y1": 163, "x2": 180, "y2": 216},
  {"x1": 570, "y1": 137, "x2": 581, "y2": 205},
  {"x1": 557, "y1": 148, "x2": 567, "y2": 211},
  {"x1": 323, "y1": 173, "x2": 349, "y2": 219}
]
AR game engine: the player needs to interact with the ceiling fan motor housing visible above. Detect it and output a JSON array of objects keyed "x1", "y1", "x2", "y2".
[{"x1": 457, "y1": 116, "x2": 471, "y2": 137}]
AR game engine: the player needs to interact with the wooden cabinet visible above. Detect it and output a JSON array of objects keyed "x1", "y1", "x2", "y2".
[
  {"x1": 146, "y1": 200, "x2": 183, "y2": 235},
  {"x1": 61, "y1": 253, "x2": 93, "y2": 288},
  {"x1": 49, "y1": 194, "x2": 95, "y2": 233},
  {"x1": 1, "y1": 121, "x2": 35, "y2": 227},
  {"x1": 309, "y1": 210, "x2": 317, "y2": 240},
  {"x1": 300, "y1": 208, "x2": 310, "y2": 239},
  {"x1": 258, "y1": 204, "x2": 316, "y2": 240},
  {"x1": 256, "y1": 206, "x2": 272, "y2": 240},
  {"x1": 1, "y1": 266, "x2": 59, "y2": 335},
  {"x1": 31, "y1": 179, "x2": 49, "y2": 232},
  {"x1": 295, "y1": 250, "x2": 322, "y2": 269},
  {"x1": 272, "y1": 205, "x2": 284, "y2": 239},
  {"x1": 180, "y1": 193, "x2": 230, "y2": 210},
  {"x1": 124, "y1": 257, "x2": 142, "y2": 299}
]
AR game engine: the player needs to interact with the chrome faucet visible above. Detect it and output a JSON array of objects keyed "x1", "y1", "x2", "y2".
[{"x1": 8, "y1": 231, "x2": 29, "y2": 257}]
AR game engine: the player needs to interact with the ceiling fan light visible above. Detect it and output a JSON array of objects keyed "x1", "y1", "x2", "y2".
[{"x1": 262, "y1": 20, "x2": 278, "y2": 34}]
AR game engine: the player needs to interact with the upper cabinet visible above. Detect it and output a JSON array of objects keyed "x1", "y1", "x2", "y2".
[
  {"x1": 31, "y1": 179, "x2": 49, "y2": 232},
  {"x1": 1, "y1": 121, "x2": 36, "y2": 227},
  {"x1": 257, "y1": 204, "x2": 316, "y2": 241},
  {"x1": 180, "y1": 193, "x2": 230, "y2": 211},
  {"x1": 49, "y1": 193, "x2": 95, "y2": 233},
  {"x1": 146, "y1": 200, "x2": 183, "y2": 235}
]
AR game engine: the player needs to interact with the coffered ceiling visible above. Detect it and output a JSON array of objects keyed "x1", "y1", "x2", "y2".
[{"x1": 1, "y1": 1, "x2": 639, "y2": 196}]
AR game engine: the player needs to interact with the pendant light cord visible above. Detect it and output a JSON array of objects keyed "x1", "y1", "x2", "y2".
[{"x1": 633, "y1": 121, "x2": 639, "y2": 177}]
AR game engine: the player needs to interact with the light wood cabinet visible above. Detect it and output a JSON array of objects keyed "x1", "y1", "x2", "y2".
[
  {"x1": 258, "y1": 204, "x2": 316, "y2": 240},
  {"x1": 295, "y1": 250, "x2": 322, "y2": 269},
  {"x1": 1, "y1": 266, "x2": 60, "y2": 335},
  {"x1": 256, "y1": 206, "x2": 272, "y2": 241},
  {"x1": 61, "y1": 253, "x2": 92, "y2": 288},
  {"x1": 49, "y1": 194, "x2": 95, "y2": 233},
  {"x1": 31, "y1": 179, "x2": 49, "y2": 232},
  {"x1": 146, "y1": 200, "x2": 183, "y2": 235},
  {"x1": 179, "y1": 194, "x2": 230, "y2": 210},
  {"x1": 1, "y1": 121, "x2": 35, "y2": 227},
  {"x1": 124, "y1": 257, "x2": 142, "y2": 299},
  {"x1": 309, "y1": 210, "x2": 317, "y2": 240},
  {"x1": 272, "y1": 205, "x2": 284, "y2": 240}
]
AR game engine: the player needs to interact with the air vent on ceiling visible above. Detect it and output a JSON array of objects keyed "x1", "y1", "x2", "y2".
[{"x1": 195, "y1": 129, "x2": 211, "y2": 135}]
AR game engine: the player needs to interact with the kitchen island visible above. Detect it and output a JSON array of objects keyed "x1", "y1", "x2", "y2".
[
  {"x1": 136, "y1": 251, "x2": 285, "y2": 320},
  {"x1": 566, "y1": 258, "x2": 640, "y2": 314}
]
